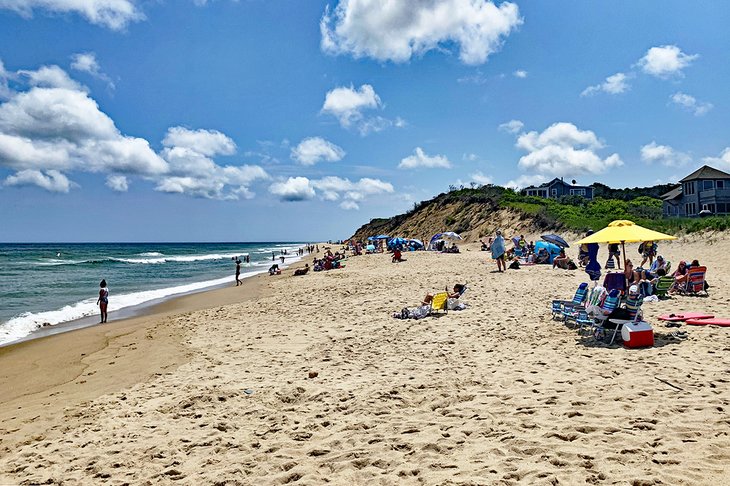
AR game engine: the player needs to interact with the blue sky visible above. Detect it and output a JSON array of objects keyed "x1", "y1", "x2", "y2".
[{"x1": 1, "y1": 1, "x2": 729, "y2": 242}]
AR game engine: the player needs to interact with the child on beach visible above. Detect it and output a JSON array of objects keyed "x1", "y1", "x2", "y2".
[
  {"x1": 235, "y1": 259, "x2": 242, "y2": 286},
  {"x1": 97, "y1": 279, "x2": 109, "y2": 323}
]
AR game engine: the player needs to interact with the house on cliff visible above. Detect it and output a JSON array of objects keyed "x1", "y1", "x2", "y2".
[
  {"x1": 521, "y1": 178, "x2": 594, "y2": 200},
  {"x1": 662, "y1": 165, "x2": 730, "y2": 217}
]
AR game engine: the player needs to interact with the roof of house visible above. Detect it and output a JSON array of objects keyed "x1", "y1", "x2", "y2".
[
  {"x1": 661, "y1": 186, "x2": 682, "y2": 201},
  {"x1": 523, "y1": 178, "x2": 591, "y2": 190},
  {"x1": 680, "y1": 165, "x2": 730, "y2": 182}
]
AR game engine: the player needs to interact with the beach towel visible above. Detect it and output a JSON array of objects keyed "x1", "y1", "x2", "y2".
[
  {"x1": 585, "y1": 242, "x2": 601, "y2": 281},
  {"x1": 491, "y1": 235, "x2": 505, "y2": 259}
]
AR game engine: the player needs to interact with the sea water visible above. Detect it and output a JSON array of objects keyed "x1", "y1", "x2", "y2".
[{"x1": 0, "y1": 242, "x2": 307, "y2": 345}]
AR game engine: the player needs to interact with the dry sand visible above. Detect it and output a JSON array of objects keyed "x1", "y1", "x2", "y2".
[{"x1": 1, "y1": 237, "x2": 729, "y2": 485}]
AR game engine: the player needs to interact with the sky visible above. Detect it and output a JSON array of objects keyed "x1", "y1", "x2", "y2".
[{"x1": 0, "y1": 0, "x2": 729, "y2": 242}]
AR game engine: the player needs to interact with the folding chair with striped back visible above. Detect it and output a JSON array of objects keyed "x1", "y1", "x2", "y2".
[
  {"x1": 683, "y1": 266, "x2": 708, "y2": 296},
  {"x1": 664, "y1": 261, "x2": 672, "y2": 273},
  {"x1": 551, "y1": 300, "x2": 563, "y2": 320},
  {"x1": 576, "y1": 309, "x2": 594, "y2": 334},
  {"x1": 589, "y1": 289, "x2": 621, "y2": 339},
  {"x1": 653, "y1": 275, "x2": 675, "y2": 298},
  {"x1": 607, "y1": 294, "x2": 643, "y2": 345},
  {"x1": 430, "y1": 292, "x2": 449, "y2": 314},
  {"x1": 603, "y1": 272, "x2": 626, "y2": 296}
]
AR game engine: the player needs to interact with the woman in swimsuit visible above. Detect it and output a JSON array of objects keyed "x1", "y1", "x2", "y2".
[{"x1": 97, "y1": 279, "x2": 109, "y2": 323}]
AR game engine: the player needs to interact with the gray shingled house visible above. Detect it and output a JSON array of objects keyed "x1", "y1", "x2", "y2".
[
  {"x1": 662, "y1": 165, "x2": 730, "y2": 217},
  {"x1": 521, "y1": 178, "x2": 594, "y2": 200}
]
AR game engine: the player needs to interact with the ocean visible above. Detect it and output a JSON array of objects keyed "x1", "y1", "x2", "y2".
[{"x1": 0, "y1": 242, "x2": 307, "y2": 346}]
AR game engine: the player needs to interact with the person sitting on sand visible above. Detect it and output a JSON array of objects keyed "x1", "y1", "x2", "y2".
[
  {"x1": 422, "y1": 284, "x2": 467, "y2": 306},
  {"x1": 293, "y1": 264, "x2": 309, "y2": 276},
  {"x1": 552, "y1": 249, "x2": 571, "y2": 269},
  {"x1": 392, "y1": 249, "x2": 406, "y2": 263},
  {"x1": 536, "y1": 247, "x2": 550, "y2": 264}
]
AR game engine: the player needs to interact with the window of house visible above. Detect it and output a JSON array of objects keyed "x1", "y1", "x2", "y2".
[
  {"x1": 708, "y1": 204, "x2": 716, "y2": 214},
  {"x1": 684, "y1": 181, "x2": 696, "y2": 195},
  {"x1": 703, "y1": 180, "x2": 714, "y2": 190},
  {"x1": 570, "y1": 188, "x2": 585, "y2": 196},
  {"x1": 718, "y1": 203, "x2": 727, "y2": 213},
  {"x1": 717, "y1": 180, "x2": 725, "y2": 189},
  {"x1": 551, "y1": 188, "x2": 558, "y2": 196}
]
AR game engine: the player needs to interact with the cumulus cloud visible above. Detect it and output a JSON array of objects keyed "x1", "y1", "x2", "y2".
[
  {"x1": 398, "y1": 147, "x2": 451, "y2": 169},
  {"x1": 513, "y1": 122, "x2": 623, "y2": 178},
  {"x1": 70, "y1": 52, "x2": 114, "y2": 89},
  {"x1": 269, "y1": 175, "x2": 393, "y2": 208},
  {"x1": 320, "y1": 84, "x2": 401, "y2": 135},
  {"x1": 320, "y1": 0, "x2": 522, "y2": 65},
  {"x1": 640, "y1": 142, "x2": 691, "y2": 167},
  {"x1": 0, "y1": 0, "x2": 144, "y2": 30},
  {"x1": 105, "y1": 174, "x2": 128, "y2": 192},
  {"x1": 637, "y1": 45, "x2": 698, "y2": 78},
  {"x1": 513, "y1": 70, "x2": 527, "y2": 78},
  {"x1": 18, "y1": 65, "x2": 85, "y2": 91},
  {"x1": 470, "y1": 171, "x2": 492, "y2": 185},
  {"x1": 290, "y1": 137, "x2": 345, "y2": 165},
  {"x1": 581, "y1": 72, "x2": 629, "y2": 97},
  {"x1": 504, "y1": 173, "x2": 549, "y2": 190},
  {"x1": 162, "y1": 126, "x2": 237, "y2": 157},
  {"x1": 0, "y1": 63, "x2": 269, "y2": 199},
  {"x1": 498, "y1": 119, "x2": 524, "y2": 134},
  {"x1": 670, "y1": 92, "x2": 713, "y2": 116},
  {"x1": 703, "y1": 148, "x2": 730, "y2": 170},
  {"x1": 4, "y1": 169, "x2": 74, "y2": 192},
  {"x1": 0, "y1": 59, "x2": 10, "y2": 99}
]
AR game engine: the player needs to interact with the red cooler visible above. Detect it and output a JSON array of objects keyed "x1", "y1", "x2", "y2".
[{"x1": 621, "y1": 321, "x2": 654, "y2": 348}]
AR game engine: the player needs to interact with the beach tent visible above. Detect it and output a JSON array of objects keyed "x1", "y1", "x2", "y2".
[
  {"x1": 534, "y1": 241, "x2": 561, "y2": 263},
  {"x1": 408, "y1": 238, "x2": 424, "y2": 249},
  {"x1": 428, "y1": 231, "x2": 462, "y2": 250},
  {"x1": 574, "y1": 220, "x2": 676, "y2": 270}
]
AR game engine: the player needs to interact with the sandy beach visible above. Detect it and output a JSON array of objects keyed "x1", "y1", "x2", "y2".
[{"x1": 1, "y1": 237, "x2": 729, "y2": 485}]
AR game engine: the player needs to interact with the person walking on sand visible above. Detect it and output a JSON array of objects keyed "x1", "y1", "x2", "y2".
[
  {"x1": 235, "y1": 259, "x2": 242, "y2": 286},
  {"x1": 491, "y1": 230, "x2": 506, "y2": 272},
  {"x1": 97, "y1": 279, "x2": 109, "y2": 323}
]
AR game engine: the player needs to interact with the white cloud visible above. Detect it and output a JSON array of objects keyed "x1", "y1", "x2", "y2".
[
  {"x1": 291, "y1": 137, "x2": 345, "y2": 166},
  {"x1": 504, "y1": 173, "x2": 549, "y2": 190},
  {"x1": 340, "y1": 200, "x2": 359, "y2": 210},
  {"x1": 581, "y1": 72, "x2": 629, "y2": 97},
  {"x1": 470, "y1": 171, "x2": 492, "y2": 185},
  {"x1": 703, "y1": 148, "x2": 730, "y2": 170},
  {"x1": 321, "y1": 84, "x2": 401, "y2": 135},
  {"x1": 270, "y1": 175, "x2": 393, "y2": 208},
  {"x1": 269, "y1": 176, "x2": 316, "y2": 201},
  {"x1": 18, "y1": 65, "x2": 86, "y2": 91},
  {"x1": 105, "y1": 174, "x2": 128, "y2": 192},
  {"x1": 162, "y1": 126, "x2": 236, "y2": 157},
  {"x1": 4, "y1": 169, "x2": 73, "y2": 192},
  {"x1": 640, "y1": 142, "x2": 691, "y2": 167},
  {"x1": 320, "y1": 0, "x2": 522, "y2": 65},
  {"x1": 637, "y1": 45, "x2": 698, "y2": 79},
  {"x1": 398, "y1": 147, "x2": 452, "y2": 169},
  {"x1": 513, "y1": 70, "x2": 527, "y2": 78},
  {"x1": 670, "y1": 92, "x2": 713, "y2": 116},
  {"x1": 0, "y1": 59, "x2": 12, "y2": 99},
  {"x1": 0, "y1": 64, "x2": 270, "y2": 199},
  {"x1": 0, "y1": 0, "x2": 144, "y2": 30},
  {"x1": 70, "y1": 52, "x2": 114, "y2": 89},
  {"x1": 513, "y1": 122, "x2": 622, "y2": 177},
  {"x1": 498, "y1": 119, "x2": 523, "y2": 134}
]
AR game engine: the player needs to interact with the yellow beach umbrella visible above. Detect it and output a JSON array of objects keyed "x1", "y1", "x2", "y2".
[{"x1": 575, "y1": 220, "x2": 677, "y2": 269}]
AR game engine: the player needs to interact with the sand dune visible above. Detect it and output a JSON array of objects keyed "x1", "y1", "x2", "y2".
[{"x1": 1, "y1": 236, "x2": 730, "y2": 484}]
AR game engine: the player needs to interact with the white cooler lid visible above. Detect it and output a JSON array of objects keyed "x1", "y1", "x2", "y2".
[{"x1": 621, "y1": 321, "x2": 653, "y2": 340}]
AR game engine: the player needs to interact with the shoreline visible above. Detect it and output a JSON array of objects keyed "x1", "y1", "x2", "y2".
[{"x1": 0, "y1": 251, "x2": 307, "y2": 348}]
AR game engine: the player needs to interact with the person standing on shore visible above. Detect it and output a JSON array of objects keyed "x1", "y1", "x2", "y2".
[
  {"x1": 235, "y1": 259, "x2": 242, "y2": 286},
  {"x1": 97, "y1": 279, "x2": 109, "y2": 323}
]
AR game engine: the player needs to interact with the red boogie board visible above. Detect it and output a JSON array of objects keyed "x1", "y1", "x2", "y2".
[
  {"x1": 685, "y1": 318, "x2": 730, "y2": 327},
  {"x1": 658, "y1": 312, "x2": 714, "y2": 322}
]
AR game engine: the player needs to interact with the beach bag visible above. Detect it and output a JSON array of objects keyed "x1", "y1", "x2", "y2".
[
  {"x1": 567, "y1": 261, "x2": 578, "y2": 270},
  {"x1": 508, "y1": 260, "x2": 521, "y2": 270},
  {"x1": 605, "y1": 256, "x2": 615, "y2": 269}
]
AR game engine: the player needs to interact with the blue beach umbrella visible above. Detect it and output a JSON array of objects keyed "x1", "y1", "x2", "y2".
[{"x1": 541, "y1": 234, "x2": 570, "y2": 248}]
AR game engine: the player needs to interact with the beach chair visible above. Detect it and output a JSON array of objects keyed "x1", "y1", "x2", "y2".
[
  {"x1": 575, "y1": 310, "x2": 594, "y2": 334},
  {"x1": 679, "y1": 266, "x2": 708, "y2": 296},
  {"x1": 429, "y1": 292, "x2": 449, "y2": 315},
  {"x1": 551, "y1": 300, "x2": 563, "y2": 320},
  {"x1": 587, "y1": 289, "x2": 621, "y2": 336},
  {"x1": 565, "y1": 286, "x2": 602, "y2": 326},
  {"x1": 653, "y1": 275, "x2": 675, "y2": 299},
  {"x1": 604, "y1": 296, "x2": 643, "y2": 345}
]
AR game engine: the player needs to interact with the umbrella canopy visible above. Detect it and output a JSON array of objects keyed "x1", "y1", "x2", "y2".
[
  {"x1": 575, "y1": 220, "x2": 676, "y2": 245},
  {"x1": 440, "y1": 231, "x2": 462, "y2": 240},
  {"x1": 575, "y1": 220, "x2": 677, "y2": 271},
  {"x1": 541, "y1": 234, "x2": 570, "y2": 248},
  {"x1": 408, "y1": 238, "x2": 424, "y2": 247},
  {"x1": 374, "y1": 234, "x2": 390, "y2": 240}
]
